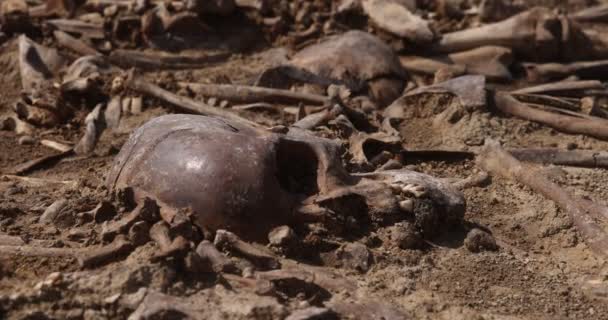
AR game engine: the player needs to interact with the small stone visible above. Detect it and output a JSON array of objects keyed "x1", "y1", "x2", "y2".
[
  {"x1": 336, "y1": 242, "x2": 372, "y2": 273},
  {"x1": 389, "y1": 222, "x2": 421, "y2": 249},
  {"x1": 17, "y1": 135, "x2": 35, "y2": 145},
  {"x1": 464, "y1": 228, "x2": 498, "y2": 253}
]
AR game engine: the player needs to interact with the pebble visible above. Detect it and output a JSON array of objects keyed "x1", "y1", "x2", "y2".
[{"x1": 464, "y1": 228, "x2": 498, "y2": 253}]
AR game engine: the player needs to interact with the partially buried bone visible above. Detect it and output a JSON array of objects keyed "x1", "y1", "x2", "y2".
[
  {"x1": 289, "y1": 30, "x2": 408, "y2": 107},
  {"x1": 107, "y1": 114, "x2": 466, "y2": 241}
]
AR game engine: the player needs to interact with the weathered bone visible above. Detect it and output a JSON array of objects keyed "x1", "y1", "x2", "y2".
[
  {"x1": 478, "y1": 140, "x2": 608, "y2": 258},
  {"x1": 524, "y1": 60, "x2": 608, "y2": 82},
  {"x1": 570, "y1": 4, "x2": 608, "y2": 23},
  {"x1": 511, "y1": 80, "x2": 604, "y2": 97},
  {"x1": 47, "y1": 19, "x2": 105, "y2": 39},
  {"x1": 149, "y1": 221, "x2": 189, "y2": 260},
  {"x1": 177, "y1": 82, "x2": 329, "y2": 106},
  {"x1": 214, "y1": 230, "x2": 280, "y2": 269},
  {"x1": 400, "y1": 46, "x2": 513, "y2": 81},
  {"x1": 101, "y1": 197, "x2": 159, "y2": 242},
  {"x1": 362, "y1": 0, "x2": 433, "y2": 44},
  {"x1": 289, "y1": 30, "x2": 407, "y2": 107},
  {"x1": 53, "y1": 30, "x2": 98, "y2": 56},
  {"x1": 433, "y1": 8, "x2": 560, "y2": 60},
  {"x1": 195, "y1": 240, "x2": 237, "y2": 273},
  {"x1": 125, "y1": 74, "x2": 261, "y2": 128},
  {"x1": 108, "y1": 49, "x2": 230, "y2": 70},
  {"x1": 74, "y1": 104, "x2": 106, "y2": 155},
  {"x1": 493, "y1": 92, "x2": 608, "y2": 141},
  {"x1": 9, "y1": 149, "x2": 74, "y2": 175}
]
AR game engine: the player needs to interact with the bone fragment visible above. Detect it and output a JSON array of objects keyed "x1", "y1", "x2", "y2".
[
  {"x1": 108, "y1": 49, "x2": 230, "y2": 69},
  {"x1": 149, "y1": 221, "x2": 189, "y2": 260},
  {"x1": 9, "y1": 149, "x2": 74, "y2": 175},
  {"x1": 40, "y1": 139, "x2": 73, "y2": 152},
  {"x1": 39, "y1": 199, "x2": 68, "y2": 224},
  {"x1": 78, "y1": 235, "x2": 133, "y2": 268},
  {"x1": 570, "y1": 4, "x2": 608, "y2": 23},
  {"x1": 214, "y1": 229, "x2": 280, "y2": 269},
  {"x1": 1, "y1": 175, "x2": 76, "y2": 188},
  {"x1": 512, "y1": 80, "x2": 605, "y2": 97},
  {"x1": 53, "y1": 30, "x2": 99, "y2": 56},
  {"x1": 101, "y1": 197, "x2": 159, "y2": 242},
  {"x1": 195, "y1": 240, "x2": 236, "y2": 273},
  {"x1": 493, "y1": 92, "x2": 608, "y2": 141},
  {"x1": 177, "y1": 82, "x2": 329, "y2": 106},
  {"x1": 74, "y1": 103, "x2": 106, "y2": 155},
  {"x1": 125, "y1": 74, "x2": 261, "y2": 128},
  {"x1": 524, "y1": 60, "x2": 608, "y2": 82},
  {"x1": 478, "y1": 140, "x2": 608, "y2": 258},
  {"x1": 47, "y1": 19, "x2": 105, "y2": 39}
]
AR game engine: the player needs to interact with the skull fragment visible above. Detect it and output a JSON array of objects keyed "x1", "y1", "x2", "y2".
[{"x1": 107, "y1": 114, "x2": 465, "y2": 241}]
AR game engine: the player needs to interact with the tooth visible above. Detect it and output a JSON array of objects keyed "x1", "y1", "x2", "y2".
[
  {"x1": 399, "y1": 199, "x2": 414, "y2": 212},
  {"x1": 402, "y1": 184, "x2": 427, "y2": 198}
]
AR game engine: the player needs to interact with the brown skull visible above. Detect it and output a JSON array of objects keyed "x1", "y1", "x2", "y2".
[{"x1": 107, "y1": 114, "x2": 465, "y2": 240}]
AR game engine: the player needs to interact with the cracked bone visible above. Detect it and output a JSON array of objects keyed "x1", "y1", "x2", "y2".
[{"x1": 107, "y1": 114, "x2": 465, "y2": 242}]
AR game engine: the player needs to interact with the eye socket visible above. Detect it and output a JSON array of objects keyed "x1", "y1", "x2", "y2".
[{"x1": 275, "y1": 139, "x2": 320, "y2": 197}]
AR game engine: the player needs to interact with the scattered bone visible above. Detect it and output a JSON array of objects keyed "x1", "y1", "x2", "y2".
[
  {"x1": 570, "y1": 4, "x2": 608, "y2": 23},
  {"x1": 40, "y1": 139, "x2": 72, "y2": 153},
  {"x1": 478, "y1": 140, "x2": 608, "y2": 258},
  {"x1": 194, "y1": 240, "x2": 236, "y2": 273},
  {"x1": 130, "y1": 96, "x2": 143, "y2": 114},
  {"x1": 78, "y1": 235, "x2": 133, "y2": 268},
  {"x1": 177, "y1": 82, "x2": 329, "y2": 106},
  {"x1": 9, "y1": 149, "x2": 74, "y2": 175},
  {"x1": 108, "y1": 49, "x2": 230, "y2": 70},
  {"x1": 290, "y1": 30, "x2": 407, "y2": 107},
  {"x1": 400, "y1": 46, "x2": 513, "y2": 81},
  {"x1": 125, "y1": 74, "x2": 261, "y2": 128},
  {"x1": 74, "y1": 103, "x2": 106, "y2": 155},
  {"x1": 434, "y1": 8, "x2": 562, "y2": 60},
  {"x1": 464, "y1": 228, "x2": 498, "y2": 253},
  {"x1": 215, "y1": 230, "x2": 280, "y2": 269},
  {"x1": 362, "y1": 0, "x2": 433, "y2": 44},
  {"x1": 104, "y1": 96, "x2": 122, "y2": 129},
  {"x1": 39, "y1": 198, "x2": 68, "y2": 224},
  {"x1": 101, "y1": 197, "x2": 159, "y2": 242},
  {"x1": 524, "y1": 60, "x2": 608, "y2": 82},
  {"x1": 18, "y1": 35, "x2": 66, "y2": 93},
  {"x1": 53, "y1": 30, "x2": 98, "y2": 56},
  {"x1": 512, "y1": 80, "x2": 604, "y2": 97},
  {"x1": 493, "y1": 92, "x2": 608, "y2": 141},
  {"x1": 47, "y1": 19, "x2": 105, "y2": 39},
  {"x1": 1, "y1": 175, "x2": 76, "y2": 188},
  {"x1": 149, "y1": 221, "x2": 189, "y2": 260},
  {"x1": 511, "y1": 93, "x2": 580, "y2": 112}
]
